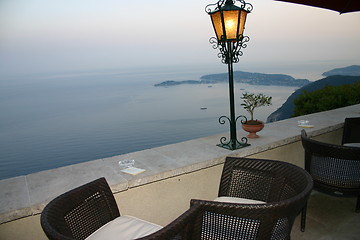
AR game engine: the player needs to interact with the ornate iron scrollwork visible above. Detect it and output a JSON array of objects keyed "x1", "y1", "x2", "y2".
[
  {"x1": 205, "y1": 0, "x2": 253, "y2": 14},
  {"x1": 209, "y1": 36, "x2": 250, "y2": 64},
  {"x1": 205, "y1": 0, "x2": 224, "y2": 14},
  {"x1": 217, "y1": 115, "x2": 249, "y2": 149},
  {"x1": 217, "y1": 135, "x2": 249, "y2": 150},
  {"x1": 236, "y1": 115, "x2": 247, "y2": 124}
]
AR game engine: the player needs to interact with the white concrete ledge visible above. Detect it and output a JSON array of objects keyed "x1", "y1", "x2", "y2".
[{"x1": 1, "y1": 104, "x2": 359, "y2": 224}]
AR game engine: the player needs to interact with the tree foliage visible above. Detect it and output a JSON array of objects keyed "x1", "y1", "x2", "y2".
[
  {"x1": 293, "y1": 82, "x2": 360, "y2": 117},
  {"x1": 241, "y1": 92, "x2": 272, "y2": 121}
]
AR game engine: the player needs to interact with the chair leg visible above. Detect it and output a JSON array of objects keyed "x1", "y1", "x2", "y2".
[
  {"x1": 356, "y1": 195, "x2": 360, "y2": 213},
  {"x1": 300, "y1": 203, "x2": 307, "y2": 232}
]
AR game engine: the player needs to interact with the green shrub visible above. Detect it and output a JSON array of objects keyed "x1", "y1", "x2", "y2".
[{"x1": 293, "y1": 82, "x2": 360, "y2": 117}]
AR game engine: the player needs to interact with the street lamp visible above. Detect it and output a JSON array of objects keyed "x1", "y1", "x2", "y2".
[{"x1": 205, "y1": 0, "x2": 253, "y2": 150}]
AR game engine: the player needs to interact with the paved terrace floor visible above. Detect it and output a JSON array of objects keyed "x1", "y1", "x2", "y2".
[{"x1": 291, "y1": 191, "x2": 360, "y2": 240}]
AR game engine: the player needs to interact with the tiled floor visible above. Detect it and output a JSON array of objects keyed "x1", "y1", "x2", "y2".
[{"x1": 291, "y1": 191, "x2": 360, "y2": 240}]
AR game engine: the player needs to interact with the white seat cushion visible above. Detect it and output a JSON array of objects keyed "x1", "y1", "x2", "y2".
[
  {"x1": 85, "y1": 215, "x2": 162, "y2": 240},
  {"x1": 214, "y1": 196, "x2": 266, "y2": 204},
  {"x1": 343, "y1": 143, "x2": 360, "y2": 147}
]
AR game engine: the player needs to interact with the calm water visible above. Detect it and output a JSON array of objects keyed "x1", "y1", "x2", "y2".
[{"x1": 0, "y1": 66, "x2": 300, "y2": 180}]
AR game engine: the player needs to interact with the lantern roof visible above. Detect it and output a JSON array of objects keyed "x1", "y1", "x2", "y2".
[{"x1": 209, "y1": 0, "x2": 251, "y2": 14}]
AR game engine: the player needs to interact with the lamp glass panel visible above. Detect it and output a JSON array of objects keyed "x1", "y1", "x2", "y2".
[
  {"x1": 223, "y1": 10, "x2": 239, "y2": 40},
  {"x1": 237, "y1": 10, "x2": 248, "y2": 38},
  {"x1": 210, "y1": 11, "x2": 223, "y2": 40}
]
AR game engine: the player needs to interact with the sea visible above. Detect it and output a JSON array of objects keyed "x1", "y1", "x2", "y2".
[{"x1": 0, "y1": 65, "x2": 322, "y2": 180}]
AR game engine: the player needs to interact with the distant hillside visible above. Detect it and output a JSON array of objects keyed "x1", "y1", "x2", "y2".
[
  {"x1": 267, "y1": 75, "x2": 360, "y2": 122},
  {"x1": 201, "y1": 71, "x2": 310, "y2": 87},
  {"x1": 323, "y1": 65, "x2": 360, "y2": 77},
  {"x1": 154, "y1": 71, "x2": 310, "y2": 87}
]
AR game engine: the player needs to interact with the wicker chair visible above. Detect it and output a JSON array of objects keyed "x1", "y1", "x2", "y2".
[
  {"x1": 300, "y1": 129, "x2": 360, "y2": 231},
  {"x1": 342, "y1": 117, "x2": 360, "y2": 145},
  {"x1": 140, "y1": 157, "x2": 313, "y2": 240},
  {"x1": 40, "y1": 177, "x2": 162, "y2": 240}
]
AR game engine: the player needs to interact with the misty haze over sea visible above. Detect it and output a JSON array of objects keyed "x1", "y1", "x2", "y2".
[{"x1": 0, "y1": 65, "x2": 315, "y2": 180}]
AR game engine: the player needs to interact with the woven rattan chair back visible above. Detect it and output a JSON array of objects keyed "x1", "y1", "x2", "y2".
[
  {"x1": 300, "y1": 129, "x2": 360, "y2": 231},
  {"x1": 213, "y1": 157, "x2": 312, "y2": 239},
  {"x1": 139, "y1": 157, "x2": 312, "y2": 240},
  {"x1": 342, "y1": 117, "x2": 360, "y2": 145},
  {"x1": 140, "y1": 157, "x2": 313, "y2": 240},
  {"x1": 40, "y1": 177, "x2": 120, "y2": 240},
  {"x1": 219, "y1": 157, "x2": 310, "y2": 202}
]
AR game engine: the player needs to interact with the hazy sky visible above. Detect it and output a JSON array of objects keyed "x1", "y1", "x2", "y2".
[{"x1": 1, "y1": 0, "x2": 359, "y2": 78}]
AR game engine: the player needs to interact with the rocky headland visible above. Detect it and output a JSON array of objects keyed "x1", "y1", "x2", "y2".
[
  {"x1": 154, "y1": 71, "x2": 310, "y2": 87},
  {"x1": 267, "y1": 65, "x2": 360, "y2": 122}
]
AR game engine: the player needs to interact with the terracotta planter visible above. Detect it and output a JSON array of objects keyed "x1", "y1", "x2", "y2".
[{"x1": 242, "y1": 120, "x2": 264, "y2": 138}]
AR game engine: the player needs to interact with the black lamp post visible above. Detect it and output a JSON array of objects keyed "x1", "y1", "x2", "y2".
[{"x1": 205, "y1": 0, "x2": 253, "y2": 150}]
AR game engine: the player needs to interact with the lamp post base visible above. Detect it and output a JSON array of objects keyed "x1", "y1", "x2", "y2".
[
  {"x1": 217, "y1": 115, "x2": 250, "y2": 150},
  {"x1": 217, "y1": 140, "x2": 250, "y2": 150}
]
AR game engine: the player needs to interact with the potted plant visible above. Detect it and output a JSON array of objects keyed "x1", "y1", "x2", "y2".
[{"x1": 240, "y1": 92, "x2": 272, "y2": 138}]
